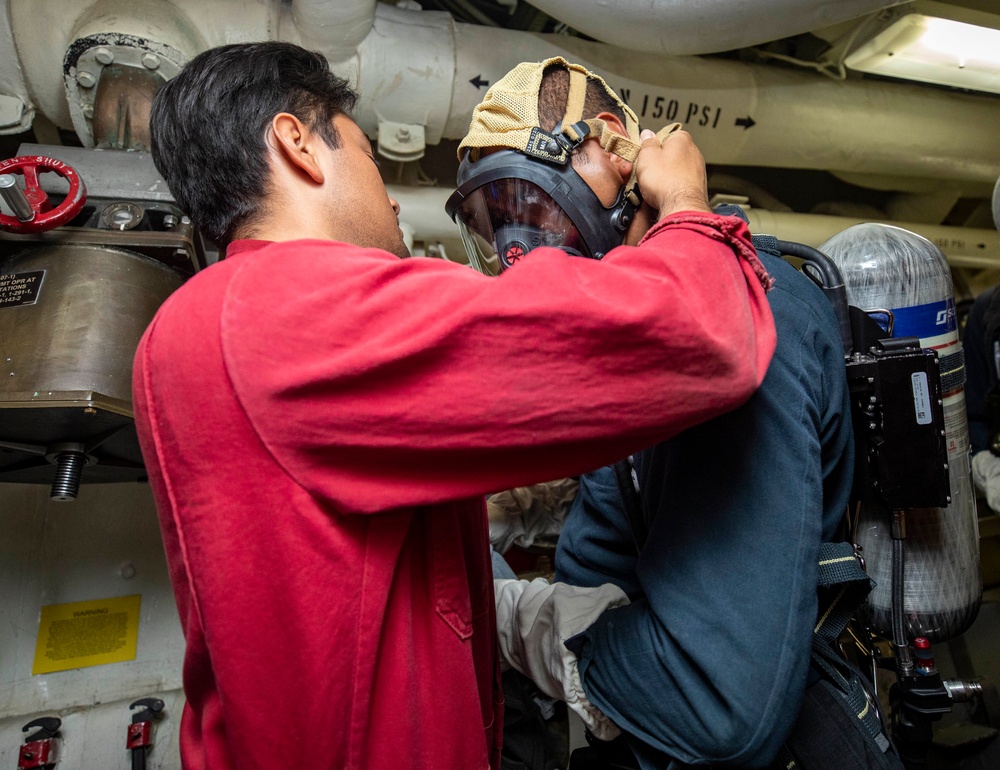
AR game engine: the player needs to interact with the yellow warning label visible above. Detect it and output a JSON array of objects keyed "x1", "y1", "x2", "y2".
[{"x1": 32, "y1": 595, "x2": 141, "y2": 675}]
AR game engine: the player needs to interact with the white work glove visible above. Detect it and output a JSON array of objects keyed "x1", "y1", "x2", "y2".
[
  {"x1": 972, "y1": 449, "x2": 1000, "y2": 513},
  {"x1": 487, "y1": 478, "x2": 579, "y2": 553},
  {"x1": 494, "y1": 577, "x2": 628, "y2": 741}
]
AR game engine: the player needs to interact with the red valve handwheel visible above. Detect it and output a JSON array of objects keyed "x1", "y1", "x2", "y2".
[{"x1": 0, "y1": 155, "x2": 87, "y2": 234}]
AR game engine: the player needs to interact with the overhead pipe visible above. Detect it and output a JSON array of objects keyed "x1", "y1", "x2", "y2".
[
  {"x1": 354, "y1": 5, "x2": 457, "y2": 147},
  {"x1": 357, "y1": 5, "x2": 999, "y2": 186},
  {"x1": 525, "y1": 0, "x2": 906, "y2": 56},
  {"x1": 281, "y1": 0, "x2": 377, "y2": 62},
  {"x1": 0, "y1": 0, "x2": 32, "y2": 134},
  {"x1": 743, "y1": 209, "x2": 1000, "y2": 270},
  {"x1": 7, "y1": 0, "x2": 224, "y2": 130},
  {"x1": 388, "y1": 184, "x2": 1000, "y2": 271},
  {"x1": 4, "y1": 1, "x2": 1000, "y2": 187}
]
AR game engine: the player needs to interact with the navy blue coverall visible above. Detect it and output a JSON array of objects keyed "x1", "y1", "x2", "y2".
[{"x1": 556, "y1": 246, "x2": 855, "y2": 768}]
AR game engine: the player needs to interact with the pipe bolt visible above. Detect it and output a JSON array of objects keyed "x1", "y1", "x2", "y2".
[
  {"x1": 141, "y1": 53, "x2": 161, "y2": 70},
  {"x1": 76, "y1": 70, "x2": 96, "y2": 88},
  {"x1": 396, "y1": 126, "x2": 411, "y2": 142},
  {"x1": 95, "y1": 47, "x2": 115, "y2": 65}
]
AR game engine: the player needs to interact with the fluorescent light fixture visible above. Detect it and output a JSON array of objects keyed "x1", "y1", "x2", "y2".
[{"x1": 845, "y1": 12, "x2": 1000, "y2": 94}]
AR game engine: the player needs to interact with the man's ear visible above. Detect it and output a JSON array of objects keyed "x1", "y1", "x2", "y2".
[
  {"x1": 270, "y1": 112, "x2": 325, "y2": 184},
  {"x1": 594, "y1": 110, "x2": 634, "y2": 182}
]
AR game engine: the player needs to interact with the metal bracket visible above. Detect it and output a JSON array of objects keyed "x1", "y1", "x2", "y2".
[{"x1": 377, "y1": 120, "x2": 426, "y2": 162}]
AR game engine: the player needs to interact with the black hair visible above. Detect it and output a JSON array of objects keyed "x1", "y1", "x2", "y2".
[
  {"x1": 536, "y1": 64, "x2": 626, "y2": 133},
  {"x1": 149, "y1": 42, "x2": 358, "y2": 246}
]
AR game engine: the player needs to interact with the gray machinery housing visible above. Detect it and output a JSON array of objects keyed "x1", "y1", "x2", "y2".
[{"x1": 0, "y1": 145, "x2": 205, "y2": 499}]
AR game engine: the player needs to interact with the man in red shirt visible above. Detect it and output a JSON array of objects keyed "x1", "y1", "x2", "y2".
[{"x1": 135, "y1": 42, "x2": 775, "y2": 769}]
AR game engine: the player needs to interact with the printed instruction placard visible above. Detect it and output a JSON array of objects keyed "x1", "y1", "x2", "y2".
[
  {"x1": 32, "y1": 594, "x2": 141, "y2": 675},
  {"x1": 0, "y1": 270, "x2": 45, "y2": 308}
]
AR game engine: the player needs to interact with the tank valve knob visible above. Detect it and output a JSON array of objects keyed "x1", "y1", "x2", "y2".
[{"x1": 913, "y1": 636, "x2": 937, "y2": 675}]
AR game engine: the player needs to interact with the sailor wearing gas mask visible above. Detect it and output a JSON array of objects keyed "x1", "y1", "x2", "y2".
[{"x1": 449, "y1": 59, "x2": 891, "y2": 770}]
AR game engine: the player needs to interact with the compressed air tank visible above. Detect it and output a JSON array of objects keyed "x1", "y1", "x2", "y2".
[{"x1": 821, "y1": 223, "x2": 982, "y2": 643}]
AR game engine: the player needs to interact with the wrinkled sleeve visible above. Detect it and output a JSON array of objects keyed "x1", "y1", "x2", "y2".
[
  {"x1": 555, "y1": 466, "x2": 641, "y2": 598},
  {"x1": 563, "y1": 270, "x2": 854, "y2": 767},
  {"x1": 220, "y1": 213, "x2": 776, "y2": 513}
]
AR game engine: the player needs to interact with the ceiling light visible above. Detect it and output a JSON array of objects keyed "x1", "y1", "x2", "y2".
[{"x1": 845, "y1": 11, "x2": 1000, "y2": 95}]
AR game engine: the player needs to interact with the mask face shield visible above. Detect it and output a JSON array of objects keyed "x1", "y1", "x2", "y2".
[
  {"x1": 446, "y1": 148, "x2": 633, "y2": 275},
  {"x1": 453, "y1": 178, "x2": 586, "y2": 275}
]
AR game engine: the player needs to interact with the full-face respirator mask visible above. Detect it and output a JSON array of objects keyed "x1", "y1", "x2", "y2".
[
  {"x1": 445, "y1": 122, "x2": 643, "y2": 274},
  {"x1": 446, "y1": 56, "x2": 677, "y2": 276}
]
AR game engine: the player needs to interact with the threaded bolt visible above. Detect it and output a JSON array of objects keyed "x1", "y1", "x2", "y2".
[{"x1": 50, "y1": 451, "x2": 86, "y2": 501}]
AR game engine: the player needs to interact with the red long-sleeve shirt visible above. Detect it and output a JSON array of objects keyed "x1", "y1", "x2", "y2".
[{"x1": 132, "y1": 212, "x2": 774, "y2": 770}]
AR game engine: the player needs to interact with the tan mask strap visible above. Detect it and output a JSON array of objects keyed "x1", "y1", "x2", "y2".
[
  {"x1": 573, "y1": 118, "x2": 681, "y2": 154},
  {"x1": 577, "y1": 119, "x2": 682, "y2": 163},
  {"x1": 655, "y1": 122, "x2": 684, "y2": 143},
  {"x1": 587, "y1": 119, "x2": 641, "y2": 162},
  {"x1": 620, "y1": 122, "x2": 684, "y2": 205},
  {"x1": 562, "y1": 68, "x2": 589, "y2": 128},
  {"x1": 562, "y1": 119, "x2": 685, "y2": 205}
]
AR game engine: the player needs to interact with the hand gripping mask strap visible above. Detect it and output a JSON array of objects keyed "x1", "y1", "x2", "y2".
[
  {"x1": 561, "y1": 118, "x2": 684, "y2": 233},
  {"x1": 555, "y1": 69, "x2": 684, "y2": 230}
]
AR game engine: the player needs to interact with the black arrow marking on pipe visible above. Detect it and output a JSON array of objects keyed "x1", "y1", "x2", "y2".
[
  {"x1": 470, "y1": 75, "x2": 490, "y2": 89},
  {"x1": 735, "y1": 115, "x2": 756, "y2": 130}
]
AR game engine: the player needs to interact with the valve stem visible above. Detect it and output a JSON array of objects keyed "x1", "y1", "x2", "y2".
[{"x1": 0, "y1": 173, "x2": 34, "y2": 221}]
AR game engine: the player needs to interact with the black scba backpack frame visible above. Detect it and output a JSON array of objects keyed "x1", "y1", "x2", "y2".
[{"x1": 603, "y1": 238, "x2": 985, "y2": 770}]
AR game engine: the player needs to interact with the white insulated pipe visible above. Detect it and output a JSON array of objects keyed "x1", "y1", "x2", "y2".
[
  {"x1": 354, "y1": 5, "x2": 456, "y2": 145},
  {"x1": 4, "y1": 1, "x2": 1000, "y2": 187},
  {"x1": 526, "y1": 0, "x2": 906, "y2": 56},
  {"x1": 283, "y1": 0, "x2": 376, "y2": 62},
  {"x1": 435, "y1": 14, "x2": 1000, "y2": 186},
  {"x1": 390, "y1": 183, "x2": 462, "y2": 248},
  {"x1": 388, "y1": 183, "x2": 1000, "y2": 271},
  {"x1": 5, "y1": 0, "x2": 377, "y2": 129},
  {"x1": 7, "y1": 0, "x2": 274, "y2": 130},
  {"x1": 744, "y1": 210, "x2": 1000, "y2": 270},
  {"x1": 0, "y1": 0, "x2": 32, "y2": 133}
]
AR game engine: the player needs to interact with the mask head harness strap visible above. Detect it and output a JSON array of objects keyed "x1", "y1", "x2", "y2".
[
  {"x1": 552, "y1": 65, "x2": 682, "y2": 232},
  {"x1": 558, "y1": 66, "x2": 642, "y2": 234}
]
